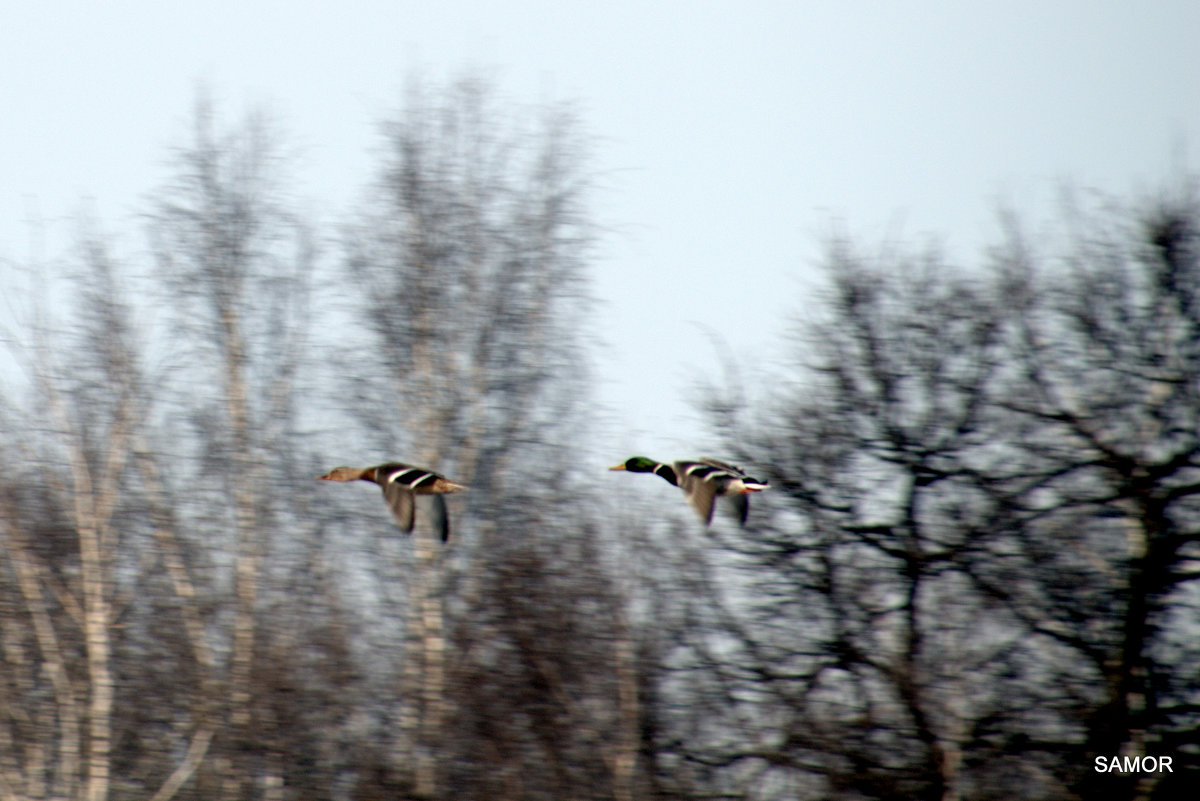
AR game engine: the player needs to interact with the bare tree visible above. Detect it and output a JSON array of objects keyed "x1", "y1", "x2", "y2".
[
  {"x1": 2, "y1": 80, "x2": 622, "y2": 801},
  {"x1": 653, "y1": 188, "x2": 1200, "y2": 800},
  {"x1": 656, "y1": 243, "x2": 1015, "y2": 801},
  {"x1": 983, "y1": 194, "x2": 1200, "y2": 800},
  {"x1": 148, "y1": 93, "x2": 318, "y2": 798},
  {"x1": 339, "y1": 75, "x2": 621, "y2": 800},
  {"x1": 0, "y1": 224, "x2": 214, "y2": 801}
]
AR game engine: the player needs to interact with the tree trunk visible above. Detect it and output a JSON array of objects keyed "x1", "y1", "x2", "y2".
[
  {"x1": 223, "y1": 311, "x2": 261, "y2": 800},
  {"x1": 411, "y1": 514, "x2": 445, "y2": 799}
]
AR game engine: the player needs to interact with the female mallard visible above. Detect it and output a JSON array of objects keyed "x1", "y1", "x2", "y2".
[
  {"x1": 609, "y1": 457, "x2": 768, "y2": 526},
  {"x1": 319, "y1": 462, "x2": 466, "y2": 541}
]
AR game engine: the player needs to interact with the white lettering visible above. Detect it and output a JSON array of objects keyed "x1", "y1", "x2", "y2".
[{"x1": 1094, "y1": 755, "x2": 1176, "y2": 772}]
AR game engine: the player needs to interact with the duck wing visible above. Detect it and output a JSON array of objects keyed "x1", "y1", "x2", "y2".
[
  {"x1": 379, "y1": 484, "x2": 453, "y2": 539},
  {"x1": 375, "y1": 462, "x2": 457, "y2": 538},
  {"x1": 674, "y1": 460, "x2": 735, "y2": 525},
  {"x1": 677, "y1": 458, "x2": 762, "y2": 526},
  {"x1": 684, "y1": 475, "x2": 719, "y2": 524},
  {"x1": 376, "y1": 462, "x2": 442, "y2": 491},
  {"x1": 729, "y1": 492, "x2": 750, "y2": 526},
  {"x1": 431, "y1": 494, "x2": 450, "y2": 542},
  {"x1": 380, "y1": 481, "x2": 416, "y2": 532},
  {"x1": 698, "y1": 457, "x2": 754, "y2": 478},
  {"x1": 702, "y1": 458, "x2": 762, "y2": 526}
]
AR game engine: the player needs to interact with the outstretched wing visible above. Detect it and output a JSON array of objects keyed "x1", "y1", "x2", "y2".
[
  {"x1": 375, "y1": 463, "x2": 456, "y2": 538},
  {"x1": 729, "y1": 492, "x2": 750, "y2": 526},
  {"x1": 378, "y1": 484, "x2": 453, "y2": 539},
  {"x1": 677, "y1": 458, "x2": 759, "y2": 526},
  {"x1": 675, "y1": 460, "x2": 734, "y2": 525},
  {"x1": 687, "y1": 478, "x2": 720, "y2": 525},
  {"x1": 380, "y1": 481, "x2": 416, "y2": 532}
]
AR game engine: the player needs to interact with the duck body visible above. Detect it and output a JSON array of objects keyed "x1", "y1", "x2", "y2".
[
  {"x1": 609, "y1": 456, "x2": 768, "y2": 526},
  {"x1": 319, "y1": 462, "x2": 466, "y2": 541}
]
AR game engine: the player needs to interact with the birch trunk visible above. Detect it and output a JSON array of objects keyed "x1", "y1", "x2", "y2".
[
  {"x1": 411, "y1": 516, "x2": 445, "y2": 799},
  {"x1": 78, "y1": 517, "x2": 113, "y2": 801},
  {"x1": 222, "y1": 308, "x2": 262, "y2": 800}
]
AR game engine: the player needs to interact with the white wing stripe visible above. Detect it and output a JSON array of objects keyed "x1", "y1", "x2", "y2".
[
  {"x1": 684, "y1": 465, "x2": 733, "y2": 480},
  {"x1": 386, "y1": 469, "x2": 433, "y2": 487}
]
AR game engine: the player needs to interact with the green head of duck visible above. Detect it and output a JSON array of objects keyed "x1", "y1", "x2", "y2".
[{"x1": 609, "y1": 456, "x2": 659, "y2": 473}]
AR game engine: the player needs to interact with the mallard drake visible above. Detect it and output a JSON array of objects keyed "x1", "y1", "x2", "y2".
[
  {"x1": 319, "y1": 462, "x2": 467, "y2": 541},
  {"x1": 609, "y1": 457, "x2": 768, "y2": 526}
]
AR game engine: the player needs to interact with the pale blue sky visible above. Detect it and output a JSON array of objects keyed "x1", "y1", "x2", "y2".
[{"x1": 4, "y1": 2, "x2": 1199, "y2": 462}]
